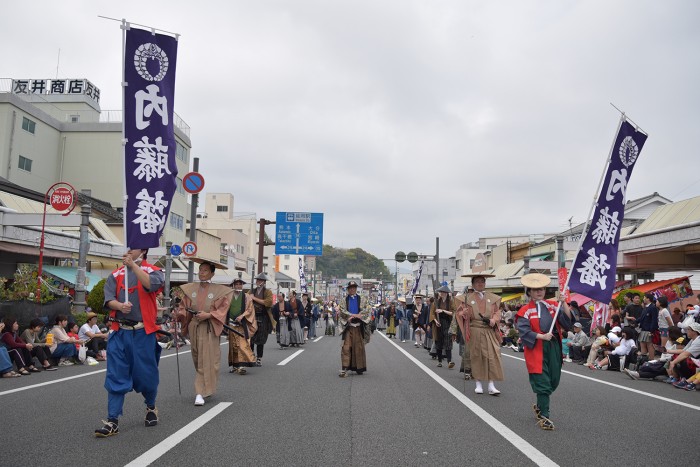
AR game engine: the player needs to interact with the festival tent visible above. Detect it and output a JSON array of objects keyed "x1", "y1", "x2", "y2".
[{"x1": 612, "y1": 276, "x2": 693, "y2": 303}]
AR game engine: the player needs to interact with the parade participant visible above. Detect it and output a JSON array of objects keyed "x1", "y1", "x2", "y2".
[
  {"x1": 338, "y1": 281, "x2": 372, "y2": 377},
  {"x1": 177, "y1": 258, "x2": 232, "y2": 406},
  {"x1": 397, "y1": 297, "x2": 410, "y2": 342},
  {"x1": 301, "y1": 292, "x2": 312, "y2": 341},
  {"x1": 307, "y1": 298, "x2": 319, "y2": 339},
  {"x1": 430, "y1": 285, "x2": 456, "y2": 368},
  {"x1": 325, "y1": 303, "x2": 336, "y2": 336},
  {"x1": 272, "y1": 293, "x2": 291, "y2": 348},
  {"x1": 412, "y1": 294, "x2": 427, "y2": 347},
  {"x1": 455, "y1": 274, "x2": 504, "y2": 394},
  {"x1": 248, "y1": 273, "x2": 274, "y2": 366},
  {"x1": 227, "y1": 278, "x2": 257, "y2": 375},
  {"x1": 516, "y1": 273, "x2": 572, "y2": 431},
  {"x1": 95, "y1": 249, "x2": 164, "y2": 437},
  {"x1": 385, "y1": 302, "x2": 398, "y2": 338},
  {"x1": 288, "y1": 291, "x2": 305, "y2": 347}
]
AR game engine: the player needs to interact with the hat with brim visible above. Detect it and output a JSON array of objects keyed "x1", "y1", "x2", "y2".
[
  {"x1": 520, "y1": 273, "x2": 551, "y2": 289},
  {"x1": 347, "y1": 281, "x2": 359, "y2": 289},
  {"x1": 688, "y1": 322, "x2": 700, "y2": 333},
  {"x1": 436, "y1": 285, "x2": 451, "y2": 293},
  {"x1": 254, "y1": 273, "x2": 270, "y2": 281},
  {"x1": 413, "y1": 293, "x2": 425, "y2": 299},
  {"x1": 311, "y1": 298, "x2": 319, "y2": 303},
  {"x1": 397, "y1": 297, "x2": 406, "y2": 303},
  {"x1": 573, "y1": 322, "x2": 582, "y2": 328},
  {"x1": 231, "y1": 278, "x2": 246, "y2": 285},
  {"x1": 86, "y1": 312, "x2": 98, "y2": 320},
  {"x1": 461, "y1": 273, "x2": 495, "y2": 279},
  {"x1": 188, "y1": 257, "x2": 228, "y2": 270}
]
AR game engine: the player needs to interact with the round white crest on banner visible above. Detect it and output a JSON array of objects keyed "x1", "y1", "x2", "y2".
[
  {"x1": 618, "y1": 136, "x2": 639, "y2": 168},
  {"x1": 191, "y1": 292, "x2": 197, "y2": 298},
  {"x1": 208, "y1": 293, "x2": 214, "y2": 299},
  {"x1": 134, "y1": 43, "x2": 169, "y2": 82}
]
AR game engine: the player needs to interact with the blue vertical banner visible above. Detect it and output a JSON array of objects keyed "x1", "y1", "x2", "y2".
[
  {"x1": 410, "y1": 260, "x2": 424, "y2": 296},
  {"x1": 124, "y1": 26, "x2": 178, "y2": 249},
  {"x1": 568, "y1": 120, "x2": 648, "y2": 303}
]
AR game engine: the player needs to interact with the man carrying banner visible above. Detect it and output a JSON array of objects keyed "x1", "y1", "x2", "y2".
[
  {"x1": 177, "y1": 258, "x2": 232, "y2": 406},
  {"x1": 516, "y1": 273, "x2": 572, "y2": 431},
  {"x1": 228, "y1": 278, "x2": 257, "y2": 375},
  {"x1": 96, "y1": 249, "x2": 164, "y2": 437}
]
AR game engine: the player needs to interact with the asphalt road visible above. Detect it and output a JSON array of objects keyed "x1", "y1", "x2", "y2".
[{"x1": 1, "y1": 327, "x2": 698, "y2": 466}]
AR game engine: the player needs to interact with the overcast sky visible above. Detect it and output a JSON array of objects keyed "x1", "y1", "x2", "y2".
[{"x1": 3, "y1": 1, "x2": 699, "y2": 260}]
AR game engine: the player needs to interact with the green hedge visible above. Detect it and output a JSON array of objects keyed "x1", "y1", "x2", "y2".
[{"x1": 615, "y1": 288, "x2": 644, "y2": 308}]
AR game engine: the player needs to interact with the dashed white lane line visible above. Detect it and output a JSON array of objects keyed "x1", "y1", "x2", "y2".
[
  {"x1": 125, "y1": 402, "x2": 232, "y2": 466},
  {"x1": 378, "y1": 331, "x2": 558, "y2": 467},
  {"x1": 277, "y1": 349, "x2": 304, "y2": 366},
  {"x1": 313, "y1": 336, "x2": 323, "y2": 342}
]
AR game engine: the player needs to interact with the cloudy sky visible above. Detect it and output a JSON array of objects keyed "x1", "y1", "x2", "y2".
[{"x1": 2, "y1": 1, "x2": 699, "y2": 260}]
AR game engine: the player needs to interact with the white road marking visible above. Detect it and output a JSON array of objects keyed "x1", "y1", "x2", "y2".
[
  {"x1": 0, "y1": 345, "x2": 203, "y2": 397},
  {"x1": 125, "y1": 402, "x2": 232, "y2": 466},
  {"x1": 277, "y1": 349, "x2": 304, "y2": 365},
  {"x1": 313, "y1": 336, "x2": 323, "y2": 342},
  {"x1": 502, "y1": 353, "x2": 700, "y2": 412},
  {"x1": 378, "y1": 332, "x2": 558, "y2": 467}
]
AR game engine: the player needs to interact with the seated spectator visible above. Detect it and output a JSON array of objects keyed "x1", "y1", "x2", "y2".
[
  {"x1": 504, "y1": 320, "x2": 519, "y2": 350},
  {"x1": 595, "y1": 326, "x2": 635, "y2": 370},
  {"x1": 671, "y1": 307, "x2": 684, "y2": 327},
  {"x1": 1, "y1": 318, "x2": 41, "y2": 375},
  {"x1": 562, "y1": 331, "x2": 573, "y2": 363},
  {"x1": 585, "y1": 326, "x2": 609, "y2": 369},
  {"x1": 20, "y1": 318, "x2": 57, "y2": 371},
  {"x1": 48, "y1": 315, "x2": 79, "y2": 366},
  {"x1": 567, "y1": 322, "x2": 591, "y2": 363},
  {"x1": 666, "y1": 322, "x2": 700, "y2": 387},
  {"x1": 625, "y1": 327, "x2": 684, "y2": 380},
  {"x1": 78, "y1": 312, "x2": 108, "y2": 361},
  {"x1": 1, "y1": 345, "x2": 21, "y2": 378}
]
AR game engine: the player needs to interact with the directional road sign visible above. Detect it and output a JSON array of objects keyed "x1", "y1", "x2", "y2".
[
  {"x1": 182, "y1": 172, "x2": 205, "y2": 194},
  {"x1": 182, "y1": 241, "x2": 197, "y2": 257},
  {"x1": 275, "y1": 212, "x2": 324, "y2": 256}
]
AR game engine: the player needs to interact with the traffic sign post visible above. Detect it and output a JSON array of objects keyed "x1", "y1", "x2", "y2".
[
  {"x1": 182, "y1": 241, "x2": 197, "y2": 257},
  {"x1": 182, "y1": 172, "x2": 205, "y2": 194},
  {"x1": 275, "y1": 212, "x2": 324, "y2": 256}
]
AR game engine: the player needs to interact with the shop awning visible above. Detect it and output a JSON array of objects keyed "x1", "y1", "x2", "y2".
[
  {"x1": 42, "y1": 265, "x2": 103, "y2": 292},
  {"x1": 612, "y1": 276, "x2": 693, "y2": 302},
  {"x1": 567, "y1": 293, "x2": 594, "y2": 306},
  {"x1": 501, "y1": 293, "x2": 523, "y2": 303},
  {"x1": 0, "y1": 241, "x2": 70, "y2": 259}
]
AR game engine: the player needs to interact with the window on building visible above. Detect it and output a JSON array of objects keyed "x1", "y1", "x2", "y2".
[
  {"x1": 284, "y1": 265, "x2": 289, "y2": 271},
  {"x1": 470, "y1": 259, "x2": 475, "y2": 269},
  {"x1": 176, "y1": 141, "x2": 188, "y2": 163},
  {"x1": 284, "y1": 255, "x2": 290, "y2": 260},
  {"x1": 170, "y1": 213, "x2": 184, "y2": 231},
  {"x1": 217, "y1": 205, "x2": 228, "y2": 212},
  {"x1": 18, "y1": 155, "x2": 32, "y2": 172},
  {"x1": 176, "y1": 177, "x2": 185, "y2": 196},
  {"x1": 21, "y1": 117, "x2": 36, "y2": 134}
]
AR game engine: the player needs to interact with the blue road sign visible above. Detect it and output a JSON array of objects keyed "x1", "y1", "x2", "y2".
[
  {"x1": 275, "y1": 212, "x2": 324, "y2": 256},
  {"x1": 170, "y1": 244, "x2": 182, "y2": 256},
  {"x1": 182, "y1": 172, "x2": 205, "y2": 194}
]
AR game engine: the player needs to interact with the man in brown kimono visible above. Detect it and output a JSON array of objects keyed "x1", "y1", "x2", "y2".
[
  {"x1": 248, "y1": 273, "x2": 274, "y2": 366},
  {"x1": 228, "y1": 278, "x2": 257, "y2": 375},
  {"x1": 177, "y1": 258, "x2": 232, "y2": 406},
  {"x1": 454, "y1": 273, "x2": 504, "y2": 395}
]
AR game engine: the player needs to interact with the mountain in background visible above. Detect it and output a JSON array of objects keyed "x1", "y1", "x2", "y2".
[{"x1": 316, "y1": 245, "x2": 391, "y2": 280}]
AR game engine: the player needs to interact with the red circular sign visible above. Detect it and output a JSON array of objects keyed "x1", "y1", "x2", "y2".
[
  {"x1": 182, "y1": 241, "x2": 198, "y2": 257},
  {"x1": 182, "y1": 172, "x2": 205, "y2": 194},
  {"x1": 50, "y1": 187, "x2": 74, "y2": 212}
]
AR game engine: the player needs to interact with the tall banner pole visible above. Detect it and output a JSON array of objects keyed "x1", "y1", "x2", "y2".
[{"x1": 120, "y1": 18, "x2": 130, "y2": 301}]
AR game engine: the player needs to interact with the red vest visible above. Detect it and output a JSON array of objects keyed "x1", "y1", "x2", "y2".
[
  {"x1": 110, "y1": 261, "x2": 161, "y2": 335},
  {"x1": 516, "y1": 300, "x2": 563, "y2": 374}
]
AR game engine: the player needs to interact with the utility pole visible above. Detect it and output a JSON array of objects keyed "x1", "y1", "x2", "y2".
[
  {"x1": 257, "y1": 218, "x2": 276, "y2": 273},
  {"x1": 72, "y1": 203, "x2": 91, "y2": 313}
]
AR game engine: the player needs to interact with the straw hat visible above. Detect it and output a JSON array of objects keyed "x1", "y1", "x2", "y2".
[
  {"x1": 254, "y1": 273, "x2": 270, "y2": 281},
  {"x1": 397, "y1": 297, "x2": 406, "y2": 303},
  {"x1": 188, "y1": 257, "x2": 228, "y2": 270},
  {"x1": 520, "y1": 273, "x2": 551, "y2": 289}
]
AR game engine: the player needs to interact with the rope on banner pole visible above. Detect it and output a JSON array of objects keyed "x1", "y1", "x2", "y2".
[{"x1": 547, "y1": 113, "x2": 627, "y2": 334}]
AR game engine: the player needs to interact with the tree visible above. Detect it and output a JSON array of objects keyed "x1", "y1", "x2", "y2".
[
  {"x1": 87, "y1": 278, "x2": 107, "y2": 314},
  {"x1": 316, "y1": 245, "x2": 391, "y2": 279}
]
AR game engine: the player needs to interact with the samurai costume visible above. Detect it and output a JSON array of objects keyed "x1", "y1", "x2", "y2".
[
  {"x1": 429, "y1": 293, "x2": 456, "y2": 367},
  {"x1": 249, "y1": 283, "x2": 273, "y2": 365},
  {"x1": 179, "y1": 281, "x2": 233, "y2": 400},
  {"x1": 272, "y1": 300, "x2": 291, "y2": 348},
  {"x1": 228, "y1": 290, "x2": 257, "y2": 374},
  {"x1": 338, "y1": 291, "x2": 372, "y2": 376}
]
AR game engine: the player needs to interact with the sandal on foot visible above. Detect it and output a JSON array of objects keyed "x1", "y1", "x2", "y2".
[
  {"x1": 145, "y1": 406, "x2": 158, "y2": 427},
  {"x1": 339, "y1": 370, "x2": 347, "y2": 378},
  {"x1": 533, "y1": 404, "x2": 543, "y2": 420},
  {"x1": 95, "y1": 419, "x2": 119, "y2": 438},
  {"x1": 537, "y1": 417, "x2": 554, "y2": 431}
]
